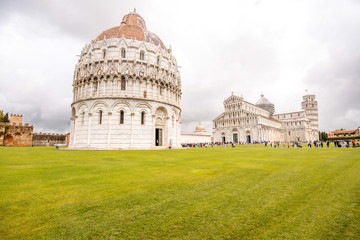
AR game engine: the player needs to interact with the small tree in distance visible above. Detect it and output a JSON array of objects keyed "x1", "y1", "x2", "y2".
[
  {"x1": 0, "y1": 110, "x2": 9, "y2": 122},
  {"x1": 319, "y1": 131, "x2": 328, "y2": 141}
]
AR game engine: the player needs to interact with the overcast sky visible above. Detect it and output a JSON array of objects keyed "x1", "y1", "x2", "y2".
[{"x1": 0, "y1": 0, "x2": 359, "y2": 134}]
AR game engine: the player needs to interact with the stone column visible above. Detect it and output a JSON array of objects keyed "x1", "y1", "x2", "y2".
[
  {"x1": 107, "y1": 111, "x2": 112, "y2": 148},
  {"x1": 139, "y1": 79, "x2": 142, "y2": 97},
  {"x1": 87, "y1": 113, "x2": 92, "y2": 146},
  {"x1": 152, "y1": 114, "x2": 155, "y2": 147},
  {"x1": 90, "y1": 81, "x2": 93, "y2": 97},
  {"x1": 165, "y1": 116, "x2": 170, "y2": 146},
  {"x1": 132, "y1": 78, "x2": 135, "y2": 97},
  {"x1": 110, "y1": 80, "x2": 113, "y2": 96},
  {"x1": 84, "y1": 83, "x2": 88, "y2": 98},
  {"x1": 70, "y1": 117, "x2": 75, "y2": 146},
  {"x1": 73, "y1": 116, "x2": 78, "y2": 145},
  {"x1": 96, "y1": 81, "x2": 100, "y2": 97},
  {"x1": 130, "y1": 112, "x2": 135, "y2": 148}
]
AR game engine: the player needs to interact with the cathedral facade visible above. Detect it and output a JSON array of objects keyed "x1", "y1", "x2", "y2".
[
  {"x1": 213, "y1": 93, "x2": 319, "y2": 143},
  {"x1": 69, "y1": 11, "x2": 181, "y2": 149}
]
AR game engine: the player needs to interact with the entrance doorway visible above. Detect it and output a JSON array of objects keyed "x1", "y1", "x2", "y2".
[
  {"x1": 246, "y1": 135, "x2": 251, "y2": 143},
  {"x1": 155, "y1": 128, "x2": 163, "y2": 146},
  {"x1": 233, "y1": 133, "x2": 238, "y2": 143},
  {"x1": 222, "y1": 136, "x2": 226, "y2": 143}
]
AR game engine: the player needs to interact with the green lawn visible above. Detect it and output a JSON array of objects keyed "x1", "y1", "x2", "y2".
[{"x1": 0, "y1": 147, "x2": 359, "y2": 239}]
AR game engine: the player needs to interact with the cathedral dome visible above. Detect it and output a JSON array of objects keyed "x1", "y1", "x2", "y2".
[
  {"x1": 94, "y1": 11, "x2": 166, "y2": 49},
  {"x1": 256, "y1": 93, "x2": 272, "y2": 105},
  {"x1": 256, "y1": 93, "x2": 275, "y2": 114},
  {"x1": 195, "y1": 123, "x2": 206, "y2": 132}
]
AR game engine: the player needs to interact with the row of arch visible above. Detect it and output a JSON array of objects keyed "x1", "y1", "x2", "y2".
[
  {"x1": 101, "y1": 48, "x2": 144, "y2": 61},
  {"x1": 74, "y1": 73, "x2": 180, "y2": 92},
  {"x1": 214, "y1": 116, "x2": 259, "y2": 128},
  {"x1": 71, "y1": 100, "x2": 180, "y2": 120},
  {"x1": 82, "y1": 37, "x2": 174, "y2": 62},
  {"x1": 80, "y1": 45, "x2": 177, "y2": 74},
  {"x1": 85, "y1": 109, "x2": 146, "y2": 126},
  {"x1": 75, "y1": 60, "x2": 180, "y2": 86},
  {"x1": 72, "y1": 75, "x2": 181, "y2": 107}
]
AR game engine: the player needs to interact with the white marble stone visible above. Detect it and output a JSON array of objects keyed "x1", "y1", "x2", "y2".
[
  {"x1": 69, "y1": 14, "x2": 181, "y2": 150},
  {"x1": 213, "y1": 93, "x2": 319, "y2": 143}
]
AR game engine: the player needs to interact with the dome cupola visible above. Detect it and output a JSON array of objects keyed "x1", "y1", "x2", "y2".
[
  {"x1": 94, "y1": 10, "x2": 166, "y2": 49},
  {"x1": 195, "y1": 123, "x2": 206, "y2": 133},
  {"x1": 256, "y1": 93, "x2": 275, "y2": 115}
]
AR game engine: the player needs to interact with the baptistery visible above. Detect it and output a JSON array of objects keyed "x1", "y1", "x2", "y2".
[{"x1": 69, "y1": 11, "x2": 182, "y2": 149}]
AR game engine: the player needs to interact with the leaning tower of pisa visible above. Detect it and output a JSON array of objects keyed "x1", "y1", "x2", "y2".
[{"x1": 301, "y1": 94, "x2": 319, "y2": 141}]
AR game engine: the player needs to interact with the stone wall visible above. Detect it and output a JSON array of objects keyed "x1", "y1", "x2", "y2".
[
  {"x1": 9, "y1": 114, "x2": 23, "y2": 125},
  {"x1": 0, "y1": 124, "x2": 5, "y2": 146},
  {"x1": 32, "y1": 133, "x2": 69, "y2": 146},
  {"x1": 180, "y1": 133, "x2": 212, "y2": 144},
  {"x1": 2, "y1": 124, "x2": 33, "y2": 146}
]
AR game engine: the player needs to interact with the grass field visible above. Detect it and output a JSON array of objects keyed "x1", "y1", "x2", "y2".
[{"x1": 0, "y1": 147, "x2": 359, "y2": 239}]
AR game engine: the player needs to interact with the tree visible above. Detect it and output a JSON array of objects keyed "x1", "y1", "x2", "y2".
[
  {"x1": 319, "y1": 131, "x2": 328, "y2": 141},
  {"x1": 0, "y1": 110, "x2": 9, "y2": 122}
]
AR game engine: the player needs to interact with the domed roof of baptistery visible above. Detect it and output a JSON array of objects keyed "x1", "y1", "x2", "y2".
[
  {"x1": 94, "y1": 10, "x2": 166, "y2": 49},
  {"x1": 256, "y1": 93, "x2": 272, "y2": 105},
  {"x1": 195, "y1": 122, "x2": 206, "y2": 132}
]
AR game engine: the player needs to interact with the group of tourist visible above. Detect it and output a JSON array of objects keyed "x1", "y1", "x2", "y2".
[{"x1": 181, "y1": 140, "x2": 360, "y2": 148}]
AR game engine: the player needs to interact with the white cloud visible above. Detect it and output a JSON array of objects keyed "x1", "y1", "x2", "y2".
[{"x1": 0, "y1": 0, "x2": 359, "y2": 134}]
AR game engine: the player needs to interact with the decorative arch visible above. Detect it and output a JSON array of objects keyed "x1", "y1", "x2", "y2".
[
  {"x1": 76, "y1": 102, "x2": 89, "y2": 112},
  {"x1": 155, "y1": 117, "x2": 164, "y2": 125},
  {"x1": 111, "y1": 101, "x2": 132, "y2": 112},
  {"x1": 155, "y1": 106, "x2": 168, "y2": 118},
  {"x1": 135, "y1": 102, "x2": 153, "y2": 113},
  {"x1": 122, "y1": 64, "x2": 131, "y2": 75},
  {"x1": 90, "y1": 100, "x2": 109, "y2": 113}
]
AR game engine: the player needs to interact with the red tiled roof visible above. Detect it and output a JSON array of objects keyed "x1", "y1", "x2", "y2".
[{"x1": 94, "y1": 12, "x2": 166, "y2": 49}]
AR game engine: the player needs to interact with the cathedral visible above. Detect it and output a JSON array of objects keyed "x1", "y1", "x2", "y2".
[
  {"x1": 69, "y1": 11, "x2": 181, "y2": 149},
  {"x1": 213, "y1": 93, "x2": 319, "y2": 143}
]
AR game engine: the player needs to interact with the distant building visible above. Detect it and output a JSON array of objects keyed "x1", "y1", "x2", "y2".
[
  {"x1": 0, "y1": 114, "x2": 33, "y2": 147},
  {"x1": 0, "y1": 113, "x2": 69, "y2": 147},
  {"x1": 328, "y1": 128, "x2": 360, "y2": 139},
  {"x1": 181, "y1": 123, "x2": 212, "y2": 144},
  {"x1": 213, "y1": 93, "x2": 319, "y2": 143}
]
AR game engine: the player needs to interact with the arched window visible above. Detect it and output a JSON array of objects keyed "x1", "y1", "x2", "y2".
[
  {"x1": 141, "y1": 111, "x2": 145, "y2": 125},
  {"x1": 102, "y1": 49, "x2": 106, "y2": 59},
  {"x1": 140, "y1": 51, "x2": 145, "y2": 60},
  {"x1": 121, "y1": 48, "x2": 126, "y2": 58},
  {"x1": 99, "y1": 110, "x2": 103, "y2": 124},
  {"x1": 120, "y1": 110, "x2": 124, "y2": 124},
  {"x1": 157, "y1": 56, "x2": 160, "y2": 65},
  {"x1": 93, "y1": 79, "x2": 98, "y2": 95},
  {"x1": 121, "y1": 76, "x2": 126, "y2": 90}
]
